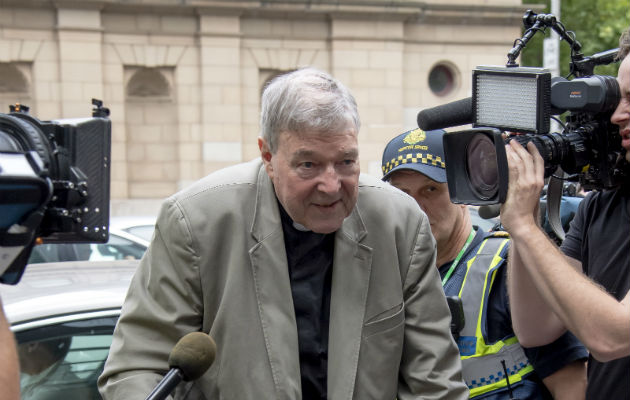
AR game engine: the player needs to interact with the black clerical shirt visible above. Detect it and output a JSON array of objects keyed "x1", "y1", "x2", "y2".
[{"x1": 279, "y1": 205, "x2": 334, "y2": 400}]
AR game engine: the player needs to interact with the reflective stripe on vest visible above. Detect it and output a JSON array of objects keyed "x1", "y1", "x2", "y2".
[{"x1": 456, "y1": 234, "x2": 534, "y2": 398}]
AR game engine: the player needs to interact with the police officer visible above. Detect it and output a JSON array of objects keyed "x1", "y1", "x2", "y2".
[{"x1": 381, "y1": 128, "x2": 588, "y2": 399}]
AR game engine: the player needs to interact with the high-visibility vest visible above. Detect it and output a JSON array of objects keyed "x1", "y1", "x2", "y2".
[{"x1": 452, "y1": 232, "x2": 534, "y2": 398}]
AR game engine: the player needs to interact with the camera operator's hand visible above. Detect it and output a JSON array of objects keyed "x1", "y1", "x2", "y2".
[{"x1": 500, "y1": 140, "x2": 545, "y2": 238}]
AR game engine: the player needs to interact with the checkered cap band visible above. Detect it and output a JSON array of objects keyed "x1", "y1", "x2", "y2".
[{"x1": 381, "y1": 152, "x2": 445, "y2": 176}]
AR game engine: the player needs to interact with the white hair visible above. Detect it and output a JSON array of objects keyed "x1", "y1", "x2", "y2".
[{"x1": 260, "y1": 67, "x2": 360, "y2": 153}]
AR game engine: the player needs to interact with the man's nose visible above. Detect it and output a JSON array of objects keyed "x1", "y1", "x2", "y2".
[{"x1": 318, "y1": 165, "x2": 341, "y2": 193}]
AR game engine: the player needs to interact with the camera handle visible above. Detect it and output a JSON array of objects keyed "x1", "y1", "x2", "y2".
[
  {"x1": 546, "y1": 168, "x2": 567, "y2": 241},
  {"x1": 507, "y1": 10, "x2": 582, "y2": 67}
]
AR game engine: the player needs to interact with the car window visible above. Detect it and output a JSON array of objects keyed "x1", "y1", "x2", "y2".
[
  {"x1": 16, "y1": 316, "x2": 117, "y2": 400},
  {"x1": 89, "y1": 235, "x2": 146, "y2": 261},
  {"x1": 28, "y1": 236, "x2": 146, "y2": 264},
  {"x1": 123, "y1": 225, "x2": 155, "y2": 242}
]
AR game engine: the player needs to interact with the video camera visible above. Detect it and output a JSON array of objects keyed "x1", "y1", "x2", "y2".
[
  {"x1": 418, "y1": 10, "x2": 627, "y2": 205},
  {"x1": 0, "y1": 99, "x2": 111, "y2": 284}
]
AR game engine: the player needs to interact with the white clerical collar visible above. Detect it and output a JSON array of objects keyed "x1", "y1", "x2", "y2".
[{"x1": 292, "y1": 221, "x2": 311, "y2": 232}]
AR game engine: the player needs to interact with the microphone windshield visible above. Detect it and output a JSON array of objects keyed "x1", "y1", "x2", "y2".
[
  {"x1": 417, "y1": 97, "x2": 473, "y2": 131},
  {"x1": 477, "y1": 204, "x2": 501, "y2": 220},
  {"x1": 168, "y1": 332, "x2": 217, "y2": 381}
]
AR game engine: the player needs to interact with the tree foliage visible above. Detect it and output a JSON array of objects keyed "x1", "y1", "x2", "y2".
[{"x1": 520, "y1": 0, "x2": 629, "y2": 77}]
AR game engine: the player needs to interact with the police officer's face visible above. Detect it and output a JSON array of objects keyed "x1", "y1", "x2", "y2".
[
  {"x1": 389, "y1": 170, "x2": 467, "y2": 251},
  {"x1": 612, "y1": 56, "x2": 630, "y2": 161},
  {"x1": 259, "y1": 128, "x2": 360, "y2": 234}
]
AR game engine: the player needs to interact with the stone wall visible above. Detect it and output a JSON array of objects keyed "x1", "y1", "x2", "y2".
[{"x1": 0, "y1": 0, "x2": 532, "y2": 215}]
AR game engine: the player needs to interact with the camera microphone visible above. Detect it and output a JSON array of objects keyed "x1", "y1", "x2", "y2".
[
  {"x1": 417, "y1": 97, "x2": 473, "y2": 131},
  {"x1": 145, "y1": 332, "x2": 217, "y2": 400},
  {"x1": 477, "y1": 204, "x2": 502, "y2": 220}
]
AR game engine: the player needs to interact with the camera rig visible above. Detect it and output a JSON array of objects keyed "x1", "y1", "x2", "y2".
[
  {"x1": 436, "y1": 10, "x2": 625, "y2": 218},
  {"x1": 0, "y1": 99, "x2": 111, "y2": 284}
]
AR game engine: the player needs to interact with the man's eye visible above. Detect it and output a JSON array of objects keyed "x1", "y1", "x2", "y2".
[
  {"x1": 301, "y1": 162, "x2": 313, "y2": 168},
  {"x1": 337, "y1": 159, "x2": 356, "y2": 168}
]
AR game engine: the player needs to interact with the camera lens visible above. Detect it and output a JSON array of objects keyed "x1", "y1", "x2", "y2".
[
  {"x1": 0, "y1": 114, "x2": 55, "y2": 175},
  {"x1": 466, "y1": 134, "x2": 498, "y2": 200}
]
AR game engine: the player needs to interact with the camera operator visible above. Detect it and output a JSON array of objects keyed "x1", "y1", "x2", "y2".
[
  {"x1": 505, "y1": 28, "x2": 630, "y2": 399},
  {"x1": 0, "y1": 297, "x2": 20, "y2": 400}
]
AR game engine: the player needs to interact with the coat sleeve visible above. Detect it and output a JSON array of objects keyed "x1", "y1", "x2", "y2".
[
  {"x1": 397, "y1": 214, "x2": 469, "y2": 400},
  {"x1": 98, "y1": 198, "x2": 205, "y2": 399}
]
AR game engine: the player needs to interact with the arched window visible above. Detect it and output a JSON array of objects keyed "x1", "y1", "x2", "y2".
[
  {"x1": 126, "y1": 67, "x2": 172, "y2": 100},
  {"x1": 0, "y1": 63, "x2": 29, "y2": 93},
  {"x1": 0, "y1": 63, "x2": 31, "y2": 113}
]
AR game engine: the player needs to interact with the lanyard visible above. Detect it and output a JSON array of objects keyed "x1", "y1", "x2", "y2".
[{"x1": 441, "y1": 230, "x2": 475, "y2": 287}]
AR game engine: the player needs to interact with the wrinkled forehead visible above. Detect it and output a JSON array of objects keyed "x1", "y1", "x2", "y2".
[{"x1": 286, "y1": 112, "x2": 358, "y2": 136}]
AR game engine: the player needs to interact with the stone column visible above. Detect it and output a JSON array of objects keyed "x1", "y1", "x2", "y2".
[
  {"x1": 330, "y1": 17, "x2": 405, "y2": 176},
  {"x1": 198, "y1": 12, "x2": 244, "y2": 176},
  {"x1": 55, "y1": 6, "x2": 103, "y2": 118}
]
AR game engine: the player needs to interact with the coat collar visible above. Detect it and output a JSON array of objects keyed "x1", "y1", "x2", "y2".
[{"x1": 249, "y1": 163, "x2": 372, "y2": 399}]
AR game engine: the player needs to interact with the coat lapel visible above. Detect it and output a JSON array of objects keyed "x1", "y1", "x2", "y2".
[
  {"x1": 249, "y1": 165, "x2": 301, "y2": 399},
  {"x1": 327, "y1": 207, "x2": 373, "y2": 400}
]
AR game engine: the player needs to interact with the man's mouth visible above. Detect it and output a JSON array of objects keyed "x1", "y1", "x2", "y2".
[{"x1": 314, "y1": 200, "x2": 340, "y2": 209}]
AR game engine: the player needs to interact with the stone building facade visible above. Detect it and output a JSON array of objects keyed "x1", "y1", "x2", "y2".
[{"x1": 0, "y1": 0, "x2": 532, "y2": 215}]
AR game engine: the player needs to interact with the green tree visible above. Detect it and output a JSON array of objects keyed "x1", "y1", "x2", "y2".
[{"x1": 521, "y1": 0, "x2": 629, "y2": 77}]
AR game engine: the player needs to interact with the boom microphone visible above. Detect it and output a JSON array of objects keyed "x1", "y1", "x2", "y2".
[
  {"x1": 417, "y1": 97, "x2": 473, "y2": 131},
  {"x1": 145, "y1": 332, "x2": 217, "y2": 400}
]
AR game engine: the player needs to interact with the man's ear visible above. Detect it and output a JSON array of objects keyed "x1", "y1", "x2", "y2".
[{"x1": 258, "y1": 137, "x2": 273, "y2": 175}]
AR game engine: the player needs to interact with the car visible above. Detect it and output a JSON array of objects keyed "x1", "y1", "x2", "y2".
[
  {"x1": 27, "y1": 216, "x2": 155, "y2": 264},
  {"x1": 0, "y1": 260, "x2": 138, "y2": 399},
  {"x1": 109, "y1": 216, "x2": 156, "y2": 243}
]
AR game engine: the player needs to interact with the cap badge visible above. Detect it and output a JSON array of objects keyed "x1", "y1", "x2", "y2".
[{"x1": 403, "y1": 129, "x2": 426, "y2": 145}]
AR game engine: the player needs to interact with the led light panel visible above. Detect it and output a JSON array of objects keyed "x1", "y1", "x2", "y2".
[{"x1": 473, "y1": 66, "x2": 551, "y2": 134}]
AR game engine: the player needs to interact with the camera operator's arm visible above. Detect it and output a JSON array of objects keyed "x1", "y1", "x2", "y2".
[
  {"x1": 502, "y1": 140, "x2": 566, "y2": 346},
  {"x1": 508, "y1": 243, "x2": 567, "y2": 346},
  {"x1": 0, "y1": 297, "x2": 20, "y2": 400},
  {"x1": 503, "y1": 140, "x2": 630, "y2": 362}
]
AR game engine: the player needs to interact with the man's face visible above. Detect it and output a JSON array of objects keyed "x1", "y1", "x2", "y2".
[
  {"x1": 612, "y1": 56, "x2": 630, "y2": 161},
  {"x1": 259, "y1": 128, "x2": 360, "y2": 234},
  {"x1": 389, "y1": 170, "x2": 466, "y2": 249}
]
